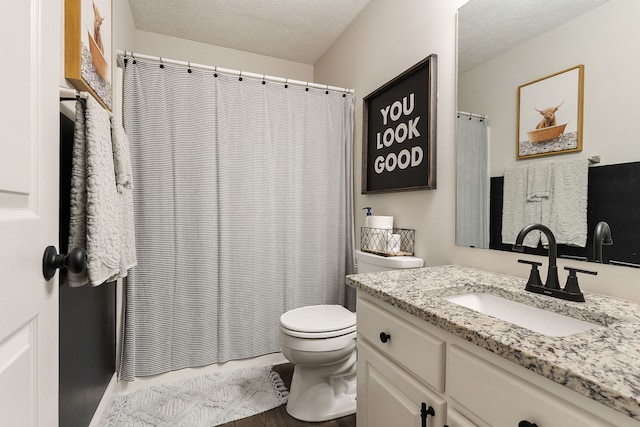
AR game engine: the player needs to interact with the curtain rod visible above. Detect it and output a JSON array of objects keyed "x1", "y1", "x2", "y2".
[
  {"x1": 457, "y1": 111, "x2": 487, "y2": 120},
  {"x1": 59, "y1": 86, "x2": 89, "y2": 101},
  {"x1": 115, "y1": 50, "x2": 355, "y2": 95}
]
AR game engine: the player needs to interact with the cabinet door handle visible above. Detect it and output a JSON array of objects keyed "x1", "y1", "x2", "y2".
[
  {"x1": 518, "y1": 421, "x2": 538, "y2": 427},
  {"x1": 379, "y1": 332, "x2": 391, "y2": 343},
  {"x1": 420, "y1": 402, "x2": 435, "y2": 427}
]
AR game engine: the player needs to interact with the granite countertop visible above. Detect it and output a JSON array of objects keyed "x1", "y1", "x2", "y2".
[{"x1": 346, "y1": 265, "x2": 640, "y2": 420}]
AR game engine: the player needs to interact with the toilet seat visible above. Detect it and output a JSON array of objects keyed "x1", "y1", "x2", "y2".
[{"x1": 280, "y1": 305, "x2": 356, "y2": 339}]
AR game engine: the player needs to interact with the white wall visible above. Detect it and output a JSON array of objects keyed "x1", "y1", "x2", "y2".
[
  {"x1": 317, "y1": 0, "x2": 640, "y2": 303},
  {"x1": 315, "y1": 0, "x2": 459, "y2": 268},
  {"x1": 112, "y1": 0, "x2": 137, "y2": 117},
  {"x1": 135, "y1": 31, "x2": 313, "y2": 83}
]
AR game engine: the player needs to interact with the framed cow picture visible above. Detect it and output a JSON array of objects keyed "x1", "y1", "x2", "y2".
[{"x1": 517, "y1": 65, "x2": 584, "y2": 160}]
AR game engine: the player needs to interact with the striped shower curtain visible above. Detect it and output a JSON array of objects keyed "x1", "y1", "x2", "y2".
[
  {"x1": 119, "y1": 60, "x2": 355, "y2": 381},
  {"x1": 456, "y1": 114, "x2": 489, "y2": 249}
]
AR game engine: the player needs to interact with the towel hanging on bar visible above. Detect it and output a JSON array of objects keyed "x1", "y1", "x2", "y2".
[{"x1": 67, "y1": 94, "x2": 137, "y2": 286}]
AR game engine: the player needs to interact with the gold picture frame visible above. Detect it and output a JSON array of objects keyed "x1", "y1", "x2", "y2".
[
  {"x1": 516, "y1": 65, "x2": 584, "y2": 160},
  {"x1": 65, "y1": 0, "x2": 113, "y2": 110}
]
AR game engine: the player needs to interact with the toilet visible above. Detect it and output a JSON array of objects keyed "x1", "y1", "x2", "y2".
[{"x1": 279, "y1": 250, "x2": 423, "y2": 422}]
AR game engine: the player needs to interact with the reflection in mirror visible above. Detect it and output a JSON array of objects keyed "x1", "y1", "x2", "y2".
[{"x1": 456, "y1": 0, "x2": 640, "y2": 267}]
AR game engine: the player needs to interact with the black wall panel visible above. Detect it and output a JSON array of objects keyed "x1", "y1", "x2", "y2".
[{"x1": 59, "y1": 113, "x2": 116, "y2": 427}]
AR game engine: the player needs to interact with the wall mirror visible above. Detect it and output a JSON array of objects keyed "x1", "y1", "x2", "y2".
[{"x1": 456, "y1": 0, "x2": 640, "y2": 267}]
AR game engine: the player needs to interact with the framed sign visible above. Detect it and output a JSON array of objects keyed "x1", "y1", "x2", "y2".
[
  {"x1": 65, "y1": 0, "x2": 113, "y2": 110},
  {"x1": 362, "y1": 54, "x2": 437, "y2": 194},
  {"x1": 517, "y1": 65, "x2": 584, "y2": 160}
]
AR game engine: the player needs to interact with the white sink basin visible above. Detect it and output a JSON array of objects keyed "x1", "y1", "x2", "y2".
[{"x1": 443, "y1": 292, "x2": 601, "y2": 337}]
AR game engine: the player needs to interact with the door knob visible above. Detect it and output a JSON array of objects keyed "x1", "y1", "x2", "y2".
[
  {"x1": 379, "y1": 332, "x2": 391, "y2": 343},
  {"x1": 42, "y1": 246, "x2": 86, "y2": 281}
]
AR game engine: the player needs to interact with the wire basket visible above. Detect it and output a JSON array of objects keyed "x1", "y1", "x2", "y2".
[{"x1": 360, "y1": 227, "x2": 415, "y2": 256}]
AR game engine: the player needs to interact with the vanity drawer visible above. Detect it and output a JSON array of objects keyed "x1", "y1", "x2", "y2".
[
  {"x1": 448, "y1": 344, "x2": 615, "y2": 427},
  {"x1": 357, "y1": 297, "x2": 445, "y2": 392}
]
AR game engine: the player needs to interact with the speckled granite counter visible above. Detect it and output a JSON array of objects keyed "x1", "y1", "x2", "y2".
[{"x1": 346, "y1": 265, "x2": 640, "y2": 420}]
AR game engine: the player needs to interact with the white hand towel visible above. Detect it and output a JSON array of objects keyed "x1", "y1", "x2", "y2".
[
  {"x1": 502, "y1": 165, "x2": 539, "y2": 247},
  {"x1": 67, "y1": 100, "x2": 88, "y2": 286},
  {"x1": 110, "y1": 115, "x2": 137, "y2": 278},
  {"x1": 68, "y1": 96, "x2": 121, "y2": 286},
  {"x1": 526, "y1": 163, "x2": 551, "y2": 202},
  {"x1": 542, "y1": 158, "x2": 589, "y2": 247}
]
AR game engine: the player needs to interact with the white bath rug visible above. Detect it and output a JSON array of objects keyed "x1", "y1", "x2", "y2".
[{"x1": 104, "y1": 365, "x2": 289, "y2": 427}]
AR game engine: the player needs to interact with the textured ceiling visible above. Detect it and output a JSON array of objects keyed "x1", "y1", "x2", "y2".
[
  {"x1": 128, "y1": 0, "x2": 370, "y2": 65},
  {"x1": 458, "y1": 0, "x2": 609, "y2": 74}
]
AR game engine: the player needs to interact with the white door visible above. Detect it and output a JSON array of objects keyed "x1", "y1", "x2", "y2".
[{"x1": 0, "y1": 0, "x2": 61, "y2": 425}]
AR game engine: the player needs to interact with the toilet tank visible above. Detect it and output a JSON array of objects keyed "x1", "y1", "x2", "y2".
[{"x1": 355, "y1": 250, "x2": 424, "y2": 273}]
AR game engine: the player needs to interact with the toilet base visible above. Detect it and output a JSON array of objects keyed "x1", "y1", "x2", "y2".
[{"x1": 285, "y1": 362, "x2": 357, "y2": 422}]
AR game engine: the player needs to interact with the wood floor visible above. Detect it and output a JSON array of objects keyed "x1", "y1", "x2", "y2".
[{"x1": 217, "y1": 364, "x2": 356, "y2": 427}]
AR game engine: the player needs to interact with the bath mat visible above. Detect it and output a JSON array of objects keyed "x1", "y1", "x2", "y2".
[{"x1": 104, "y1": 365, "x2": 289, "y2": 427}]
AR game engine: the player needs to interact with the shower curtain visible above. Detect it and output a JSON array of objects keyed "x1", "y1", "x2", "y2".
[
  {"x1": 119, "y1": 60, "x2": 355, "y2": 381},
  {"x1": 456, "y1": 114, "x2": 489, "y2": 248}
]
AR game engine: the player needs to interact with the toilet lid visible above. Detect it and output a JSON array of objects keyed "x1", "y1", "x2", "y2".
[{"x1": 280, "y1": 305, "x2": 355, "y2": 334}]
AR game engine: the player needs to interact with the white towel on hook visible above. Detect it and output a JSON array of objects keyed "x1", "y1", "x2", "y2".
[
  {"x1": 68, "y1": 95, "x2": 121, "y2": 286},
  {"x1": 542, "y1": 158, "x2": 589, "y2": 247},
  {"x1": 527, "y1": 163, "x2": 551, "y2": 202},
  {"x1": 502, "y1": 165, "x2": 539, "y2": 247},
  {"x1": 67, "y1": 99, "x2": 88, "y2": 286},
  {"x1": 110, "y1": 115, "x2": 137, "y2": 277}
]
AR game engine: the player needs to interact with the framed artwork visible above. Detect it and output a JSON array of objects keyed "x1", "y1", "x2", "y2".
[
  {"x1": 362, "y1": 55, "x2": 437, "y2": 193},
  {"x1": 517, "y1": 65, "x2": 584, "y2": 160},
  {"x1": 65, "y1": 0, "x2": 113, "y2": 110}
]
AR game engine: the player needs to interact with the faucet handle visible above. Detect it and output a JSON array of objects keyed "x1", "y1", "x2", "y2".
[
  {"x1": 518, "y1": 259, "x2": 543, "y2": 288},
  {"x1": 563, "y1": 266, "x2": 597, "y2": 298}
]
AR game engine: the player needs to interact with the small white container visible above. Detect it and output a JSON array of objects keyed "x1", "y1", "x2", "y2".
[
  {"x1": 386, "y1": 233, "x2": 401, "y2": 254},
  {"x1": 363, "y1": 215, "x2": 393, "y2": 253},
  {"x1": 367, "y1": 215, "x2": 394, "y2": 230}
]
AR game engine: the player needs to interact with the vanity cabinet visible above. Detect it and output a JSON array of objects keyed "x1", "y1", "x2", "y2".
[
  {"x1": 447, "y1": 345, "x2": 613, "y2": 426},
  {"x1": 358, "y1": 340, "x2": 446, "y2": 426},
  {"x1": 357, "y1": 291, "x2": 639, "y2": 427},
  {"x1": 357, "y1": 297, "x2": 446, "y2": 426}
]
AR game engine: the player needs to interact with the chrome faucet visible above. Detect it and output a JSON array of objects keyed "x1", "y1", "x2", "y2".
[
  {"x1": 593, "y1": 221, "x2": 613, "y2": 263},
  {"x1": 513, "y1": 223, "x2": 560, "y2": 289}
]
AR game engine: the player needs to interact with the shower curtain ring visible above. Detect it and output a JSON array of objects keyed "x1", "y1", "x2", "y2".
[
  {"x1": 284, "y1": 78, "x2": 288, "y2": 88},
  {"x1": 160, "y1": 57, "x2": 164, "y2": 69},
  {"x1": 188, "y1": 62, "x2": 192, "y2": 73},
  {"x1": 262, "y1": 74, "x2": 266, "y2": 85},
  {"x1": 239, "y1": 71, "x2": 243, "y2": 81},
  {"x1": 213, "y1": 66, "x2": 217, "y2": 78},
  {"x1": 305, "y1": 82, "x2": 309, "y2": 92},
  {"x1": 325, "y1": 85, "x2": 329, "y2": 94}
]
